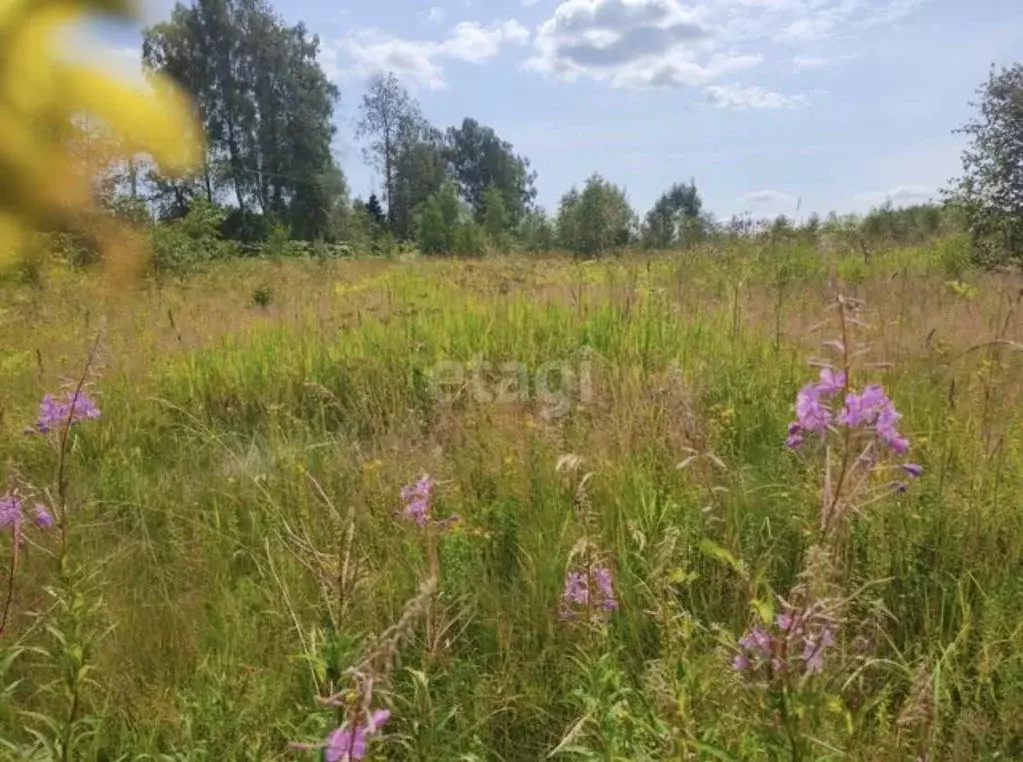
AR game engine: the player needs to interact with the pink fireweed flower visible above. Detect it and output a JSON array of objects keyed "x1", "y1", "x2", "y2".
[
  {"x1": 396, "y1": 475, "x2": 457, "y2": 530},
  {"x1": 0, "y1": 494, "x2": 22, "y2": 529},
  {"x1": 27, "y1": 389, "x2": 101, "y2": 434},
  {"x1": 901, "y1": 463, "x2": 923, "y2": 479},
  {"x1": 816, "y1": 367, "x2": 847, "y2": 396},
  {"x1": 33, "y1": 503, "x2": 53, "y2": 529},
  {"x1": 795, "y1": 383, "x2": 831, "y2": 432},
  {"x1": 294, "y1": 709, "x2": 391, "y2": 761},
  {"x1": 561, "y1": 564, "x2": 618, "y2": 619},
  {"x1": 734, "y1": 605, "x2": 838, "y2": 677}
]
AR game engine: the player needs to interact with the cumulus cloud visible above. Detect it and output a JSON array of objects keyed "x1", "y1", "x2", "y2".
[
  {"x1": 741, "y1": 189, "x2": 798, "y2": 205},
  {"x1": 525, "y1": 0, "x2": 726, "y2": 87},
  {"x1": 424, "y1": 7, "x2": 445, "y2": 24},
  {"x1": 705, "y1": 83, "x2": 807, "y2": 109},
  {"x1": 853, "y1": 185, "x2": 935, "y2": 206},
  {"x1": 342, "y1": 19, "x2": 531, "y2": 89},
  {"x1": 521, "y1": 0, "x2": 929, "y2": 98}
]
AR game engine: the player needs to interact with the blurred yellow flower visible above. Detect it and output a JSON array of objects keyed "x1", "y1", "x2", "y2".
[{"x1": 0, "y1": 0, "x2": 202, "y2": 272}]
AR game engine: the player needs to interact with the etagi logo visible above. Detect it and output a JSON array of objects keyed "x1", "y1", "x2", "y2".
[{"x1": 428, "y1": 354, "x2": 595, "y2": 418}]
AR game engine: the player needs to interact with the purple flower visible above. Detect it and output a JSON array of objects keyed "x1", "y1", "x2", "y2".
[
  {"x1": 562, "y1": 571, "x2": 588, "y2": 606},
  {"x1": 732, "y1": 653, "x2": 751, "y2": 670},
  {"x1": 29, "y1": 389, "x2": 101, "y2": 434},
  {"x1": 398, "y1": 475, "x2": 439, "y2": 528},
  {"x1": 901, "y1": 463, "x2": 923, "y2": 478},
  {"x1": 593, "y1": 565, "x2": 618, "y2": 610},
  {"x1": 0, "y1": 494, "x2": 22, "y2": 528},
  {"x1": 800, "y1": 627, "x2": 835, "y2": 675},
  {"x1": 786, "y1": 433, "x2": 804, "y2": 449},
  {"x1": 322, "y1": 709, "x2": 390, "y2": 762},
  {"x1": 795, "y1": 383, "x2": 831, "y2": 432},
  {"x1": 816, "y1": 368, "x2": 847, "y2": 396},
  {"x1": 33, "y1": 503, "x2": 53, "y2": 529},
  {"x1": 738, "y1": 626, "x2": 773, "y2": 657}
]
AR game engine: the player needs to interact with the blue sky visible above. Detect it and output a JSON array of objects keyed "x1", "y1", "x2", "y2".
[{"x1": 81, "y1": 0, "x2": 1023, "y2": 221}]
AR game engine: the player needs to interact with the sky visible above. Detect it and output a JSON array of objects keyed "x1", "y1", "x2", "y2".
[{"x1": 77, "y1": 0, "x2": 1023, "y2": 222}]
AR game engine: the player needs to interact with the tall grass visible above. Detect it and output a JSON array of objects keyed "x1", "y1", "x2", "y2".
[{"x1": 0, "y1": 240, "x2": 1021, "y2": 759}]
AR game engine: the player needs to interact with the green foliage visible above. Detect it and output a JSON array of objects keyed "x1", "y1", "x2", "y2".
[
  {"x1": 482, "y1": 184, "x2": 509, "y2": 244},
  {"x1": 950, "y1": 63, "x2": 1023, "y2": 265},
  {"x1": 1, "y1": 242, "x2": 1022, "y2": 759},
  {"x1": 557, "y1": 174, "x2": 635, "y2": 257},
  {"x1": 142, "y1": 0, "x2": 339, "y2": 239},
  {"x1": 446, "y1": 117, "x2": 537, "y2": 226},
  {"x1": 517, "y1": 208, "x2": 555, "y2": 253},
  {"x1": 642, "y1": 180, "x2": 706, "y2": 249},
  {"x1": 151, "y1": 198, "x2": 232, "y2": 273}
]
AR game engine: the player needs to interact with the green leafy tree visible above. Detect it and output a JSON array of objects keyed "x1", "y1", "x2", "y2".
[
  {"x1": 143, "y1": 0, "x2": 340, "y2": 239},
  {"x1": 482, "y1": 184, "x2": 509, "y2": 244},
  {"x1": 949, "y1": 62, "x2": 1023, "y2": 263},
  {"x1": 557, "y1": 174, "x2": 635, "y2": 257},
  {"x1": 517, "y1": 208, "x2": 555, "y2": 253},
  {"x1": 445, "y1": 118, "x2": 537, "y2": 226},
  {"x1": 642, "y1": 180, "x2": 705, "y2": 249},
  {"x1": 417, "y1": 183, "x2": 462, "y2": 255}
]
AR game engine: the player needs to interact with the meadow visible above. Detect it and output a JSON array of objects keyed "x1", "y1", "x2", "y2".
[{"x1": 1, "y1": 239, "x2": 1022, "y2": 760}]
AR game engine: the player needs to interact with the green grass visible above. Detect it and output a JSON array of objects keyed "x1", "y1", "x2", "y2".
[{"x1": 1, "y1": 241, "x2": 1022, "y2": 760}]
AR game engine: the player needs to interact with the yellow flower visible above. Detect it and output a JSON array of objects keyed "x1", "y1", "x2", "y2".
[{"x1": 0, "y1": 0, "x2": 202, "y2": 272}]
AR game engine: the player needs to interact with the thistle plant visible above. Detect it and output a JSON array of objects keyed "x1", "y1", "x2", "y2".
[{"x1": 732, "y1": 295, "x2": 923, "y2": 760}]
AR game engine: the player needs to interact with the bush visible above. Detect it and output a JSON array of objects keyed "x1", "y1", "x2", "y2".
[{"x1": 151, "y1": 199, "x2": 232, "y2": 274}]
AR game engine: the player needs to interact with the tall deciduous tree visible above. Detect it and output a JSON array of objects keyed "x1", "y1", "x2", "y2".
[
  {"x1": 143, "y1": 0, "x2": 340, "y2": 238},
  {"x1": 445, "y1": 118, "x2": 536, "y2": 227},
  {"x1": 950, "y1": 62, "x2": 1023, "y2": 263},
  {"x1": 557, "y1": 174, "x2": 634, "y2": 257},
  {"x1": 643, "y1": 180, "x2": 705, "y2": 249},
  {"x1": 357, "y1": 73, "x2": 421, "y2": 231}
]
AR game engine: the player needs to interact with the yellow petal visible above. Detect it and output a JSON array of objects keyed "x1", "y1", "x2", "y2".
[
  {"x1": 2, "y1": 3, "x2": 78, "y2": 116},
  {"x1": 58, "y1": 64, "x2": 203, "y2": 175},
  {"x1": 0, "y1": 104, "x2": 91, "y2": 209}
]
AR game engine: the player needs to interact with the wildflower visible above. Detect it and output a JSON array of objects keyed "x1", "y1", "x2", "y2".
[
  {"x1": 396, "y1": 475, "x2": 459, "y2": 530},
  {"x1": 294, "y1": 709, "x2": 391, "y2": 761},
  {"x1": 562, "y1": 571, "x2": 588, "y2": 606},
  {"x1": 901, "y1": 463, "x2": 924, "y2": 479},
  {"x1": 560, "y1": 564, "x2": 618, "y2": 619},
  {"x1": 33, "y1": 504, "x2": 53, "y2": 529},
  {"x1": 732, "y1": 653, "x2": 751, "y2": 670},
  {"x1": 28, "y1": 389, "x2": 101, "y2": 434},
  {"x1": 795, "y1": 383, "x2": 831, "y2": 432},
  {"x1": 593, "y1": 565, "x2": 618, "y2": 610},
  {"x1": 800, "y1": 627, "x2": 835, "y2": 675},
  {"x1": 816, "y1": 367, "x2": 847, "y2": 395},
  {"x1": 0, "y1": 494, "x2": 22, "y2": 529},
  {"x1": 786, "y1": 422, "x2": 804, "y2": 449}
]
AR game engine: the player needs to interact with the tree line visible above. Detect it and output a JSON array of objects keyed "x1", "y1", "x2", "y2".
[{"x1": 60, "y1": 0, "x2": 1023, "y2": 267}]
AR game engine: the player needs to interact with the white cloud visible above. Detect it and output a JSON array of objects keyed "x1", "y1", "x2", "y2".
[
  {"x1": 523, "y1": 0, "x2": 927, "y2": 96},
  {"x1": 341, "y1": 19, "x2": 530, "y2": 89},
  {"x1": 853, "y1": 185, "x2": 936, "y2": 206},
  {"x1": 344, "y1": 30, "x2": 448, "y2": 89},
  {"x1": 705, "y1": 83, "x2": 807, "y2": 109},
  {"x1": 741, "y1": 189, "x2": 798, "y2": 205},
  {"x1": 441, "y1": 20, "x2": 531, "y2": 62},
  {"x1": 424, "y1": 7, "x2": 446, "y2": 24},
  {"x1": 525, "y1": 0, "x2": 726, "y2": 87}
]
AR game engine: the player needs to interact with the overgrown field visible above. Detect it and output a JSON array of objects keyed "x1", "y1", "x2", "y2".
[{"x1": 1, "y1": 241, "x2": 1022, "y2": 760}]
